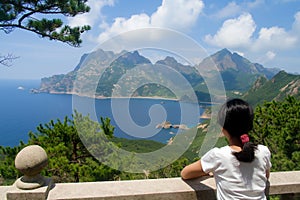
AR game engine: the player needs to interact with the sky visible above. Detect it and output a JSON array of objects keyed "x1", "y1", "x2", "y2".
[{"x1": 1, "y1": 0, "x2": 300, "y2": 80}]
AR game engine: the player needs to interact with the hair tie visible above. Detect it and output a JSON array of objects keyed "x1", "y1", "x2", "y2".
[{"x1": 240, "y1": 134, "x2": 250, "y2": 144}]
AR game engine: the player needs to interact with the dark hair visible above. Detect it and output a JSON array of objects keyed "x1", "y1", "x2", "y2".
[{"x1": 217, "y1": 98, "x2": 257, "y2": 162}]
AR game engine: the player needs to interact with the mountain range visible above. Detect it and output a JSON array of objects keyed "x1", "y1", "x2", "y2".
[
  {"x1": 243, "y1": 70, "x2": 300, "y2": 106},
  {"x1": 198, "y1": 49, "x2": 279, "y2": 92},
  {"x1": 39, "y1": 48, "x2": 299, "y2": 105}
]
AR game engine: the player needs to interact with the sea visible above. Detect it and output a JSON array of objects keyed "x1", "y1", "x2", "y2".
[{"x1": 0, "y1": 79, "x2": 204, "y2": 147}]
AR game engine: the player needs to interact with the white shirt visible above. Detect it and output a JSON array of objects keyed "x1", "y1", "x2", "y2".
[{"x1": 201, "y1": 145, "x2": 272, "y2": 200}]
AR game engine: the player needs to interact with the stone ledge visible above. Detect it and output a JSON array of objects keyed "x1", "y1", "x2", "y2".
[
  {"x1": 2, "y1": 171, "x2": 300, "y2": 200},
  {"x1": 267, "y1": 171, "x2": 300, "y2": 195},
  {"x1": 47, "y1": 177, "x2": 205, "y2": 200},
  {"x1": 47, "y1": 171, "x2": 300, "y2": 200}
]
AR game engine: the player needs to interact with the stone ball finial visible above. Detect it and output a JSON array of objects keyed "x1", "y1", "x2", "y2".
[{"x1": 14, "y1": 145, "x2": 48, "y2": 189}]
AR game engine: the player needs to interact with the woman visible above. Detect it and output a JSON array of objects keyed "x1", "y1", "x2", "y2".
[{"x1": 181, "y1": 98, "x2": 271, "y2": 200}]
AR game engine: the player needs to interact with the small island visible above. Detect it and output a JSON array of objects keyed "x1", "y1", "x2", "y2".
[{"x1": 156, "y1": 121, "x2": 189, "y2": 130}]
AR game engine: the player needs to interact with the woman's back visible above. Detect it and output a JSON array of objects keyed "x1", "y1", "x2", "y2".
[{"x1": 201, "y1": 145, "x2": 271, "y2": 200}]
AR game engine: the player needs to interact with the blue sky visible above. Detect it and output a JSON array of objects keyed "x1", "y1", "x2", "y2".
[{"x1": 1, "y1": 0, "x2": 300, "y2": 80}]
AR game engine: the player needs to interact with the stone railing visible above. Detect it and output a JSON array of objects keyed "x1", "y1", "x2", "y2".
[{"x1": 1, "y1": 145, "x2": 300, "y2": 200}]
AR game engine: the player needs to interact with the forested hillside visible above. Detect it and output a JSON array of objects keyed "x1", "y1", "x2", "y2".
[{"x1": 244, "y1": 71, "x2": 300, "y2": 106}]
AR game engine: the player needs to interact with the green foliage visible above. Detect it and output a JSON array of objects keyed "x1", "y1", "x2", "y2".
[
  {"x1": 0, "y1": 142, "x2": 25, "y2": 184},
  {"x1": 100, "y1": 116, "x2": 115, "y2": 138},
  {"x1": 0, "y1": 111, "x2": 121, "y2": 184},
  {"x1": 111, "y1": 138, "x2": 164, "y2": 153},
  {"x1": 251, "y1": 96, "x2": 300, "y2": 171},
  {"x1": 26, "y1": 111, "x2": 120, "y2": 183},
  {"x1": 0, "y1": 0, "x2": 91, "y2": 47}
]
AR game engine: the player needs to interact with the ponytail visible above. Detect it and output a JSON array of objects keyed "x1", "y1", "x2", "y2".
[{"x1": 233, "y1": 134, "x2": 257, "y2": 162}]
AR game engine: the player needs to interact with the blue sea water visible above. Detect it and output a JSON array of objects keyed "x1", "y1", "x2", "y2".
[{"x1": 0, "y1": 79, "x2": 203, "y2": 147}]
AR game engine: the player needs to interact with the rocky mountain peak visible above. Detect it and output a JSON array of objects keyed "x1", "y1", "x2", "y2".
[{"x1": 114, "y1": 50, "x2": 151, "y2": 66}]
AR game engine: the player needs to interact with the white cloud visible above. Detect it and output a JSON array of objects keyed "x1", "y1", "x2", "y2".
[
  {"x1": 253, "y1": 26, "x2": 297, "y2": 50},
  {"x1": 204, "y1": 13, "x2": 256, "y2": 48},
  {"x1": 255, "y1": 51, "x2": 276, "y2": 66},
  {"x1": 204, "y1": 10, "x2": 300, "y2": 71},
  {"x1": 266, "y1": 51, "x2": 276, "y2": 60},
  {"x1": 205, "y1": 11, "x2": 299, "y2": 51},
  {"x1": 68, "y1": 0, "x2": 115, "y2": 27},
  {"x1": 97, "y1": 14, "x2": 151, "y2": 42},
  {"x1": 213, "y1": 2, "x2": 241, "y2": 19},
  {"x1": 210, "y1": 1, "x2": 264, "y2": 20},
  {"x1": 97, "y1": 0, "x2": 204, "y2": 42},
  {"x1": 151, "y1": 0, "x2": 204, "y2": 29},
  {"x1": 246, "y1": 0, "x2": 265, "y2": 9}
]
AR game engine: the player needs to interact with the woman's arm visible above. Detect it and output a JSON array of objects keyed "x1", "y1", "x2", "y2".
[{"x1": 181, "y1": 160, "x2": 208, "y2": 180}]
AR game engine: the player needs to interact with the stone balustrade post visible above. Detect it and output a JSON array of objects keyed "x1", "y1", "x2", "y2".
[{"x1": 6, "y1": 145, "x2": 53, "y2": 200}]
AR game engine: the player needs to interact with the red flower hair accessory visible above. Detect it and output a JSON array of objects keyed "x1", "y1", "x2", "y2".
[{"x1": 240, "y1": 134, "x2": 250, "y2": 144}]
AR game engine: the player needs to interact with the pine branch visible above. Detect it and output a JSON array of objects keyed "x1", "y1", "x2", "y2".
[{"x1": 0, "y1": 0, "x2": 91, "y2": 47}]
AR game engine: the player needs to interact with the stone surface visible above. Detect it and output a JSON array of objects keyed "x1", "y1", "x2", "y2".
[
  {"x1": 268, "y1": 171, "x2": 300, "y2": 195},
  {"x1": 46, "y1": 171, "x2": 300, "y2": 200},
  {"x1": 15, "y1": 145, "x2": 48, "y2": 176},
  {"x1": 7, "y1": 178, "x2": 53, "y2": 200},
  {"x1": 0, "y1": 186, "x2": 13, "y2": 200},
  {"x1": 47, "y1": 177, "x2": 212, "y2": 200},
  {"x1": 15, "y1": 174, "x2": 47, "y2": 190},
  {"x1": 14, "y1": 145, "x2": 48, "y2": 190}
]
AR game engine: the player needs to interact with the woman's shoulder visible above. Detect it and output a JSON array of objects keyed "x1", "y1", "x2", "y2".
[
  {"x1": 257, "y1": 144, "x2": 270, "y2": 151},
  {"x1": 256, "y1": 144, "x2": 271, "y2": 155},
  {"x1": 207, "y1": 145, "x2": 229, "y2": 151},
  {"x1": 201, "y1": 146, "x2": 231, "y2": 169},
  {"x1": 206, "y1": 146, "x2": 231, "y2": 155}
]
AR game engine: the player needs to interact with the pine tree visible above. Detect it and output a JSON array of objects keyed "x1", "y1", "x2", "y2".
[
  {"x1": 0, "y1": 111, "x2": 120, "y2": 184},
  {"x1": 251, "y1": 96, "x2": 300, "y2": 171},
  {"x1": 0, "y1": 0, "x2": 91, "y2": 47}
]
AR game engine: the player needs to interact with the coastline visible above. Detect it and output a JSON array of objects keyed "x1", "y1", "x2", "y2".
[
  {"x1": 46, "y1": 91, "x2": 180, "y2": 101},
  {"x1": 41, "y1": 89, "x2": 221, "y2": 105},
  {"x1": 44, "y1": 91, "x2": 220, "y2": 105}
]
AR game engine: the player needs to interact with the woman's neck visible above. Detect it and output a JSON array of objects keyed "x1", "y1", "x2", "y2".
[
  {"x1": 228, "y1": 137, "x2": 243, "y2": 151},
  {"x1": 228, "y1": 136, "x2": 241, "y2": 145},
  {"x1": 222, "y1": 128, "x2": 243, "y2": 151}
]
